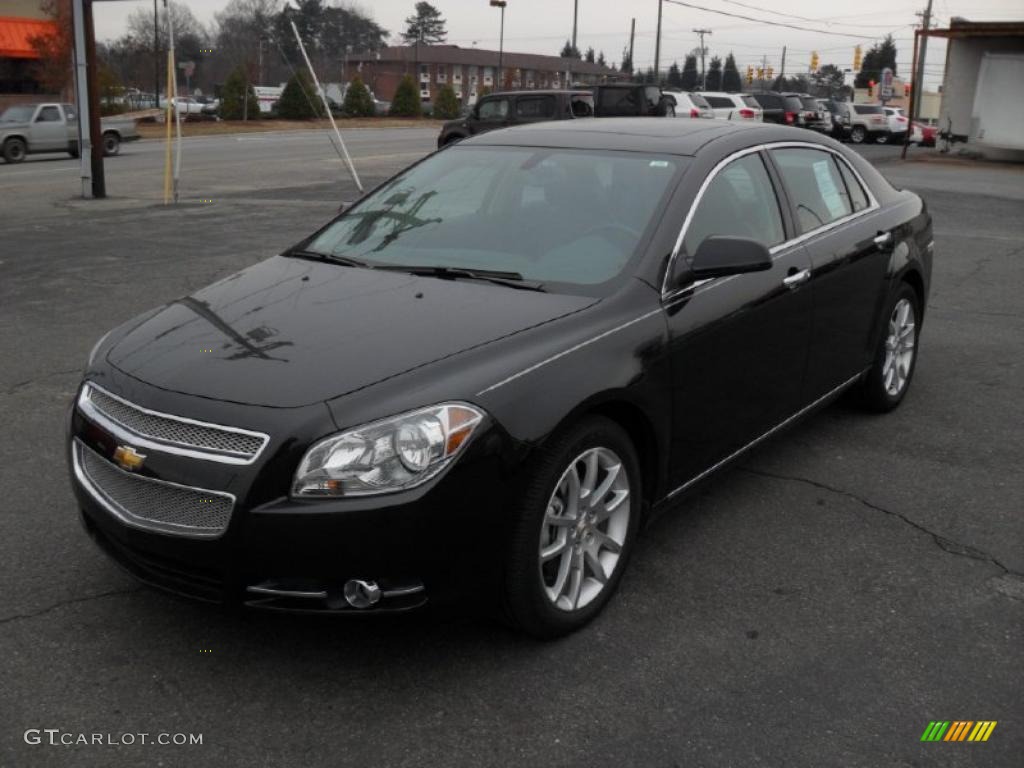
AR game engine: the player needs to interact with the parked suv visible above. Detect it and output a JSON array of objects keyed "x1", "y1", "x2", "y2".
[
  {"x1": 882, "y1": 106, "x2": 910, "y2": 144},
  {"x1": 786, "y1": 93, "x2": 827, "y2": 132},
  {"x1": 592, "y1": 84, "x2": 674, "y2": 117},
  {"x1": 699, "y1": 92, "x2": 762, "y2": 121},
  {"x1": 846, "y1": 103, "x2": 890, "y2": 144},
  {"x1": 662, "y1": 91, "x2": 714, "y2": 119},
  {"x1": 746, "y1": 92, "x2": 804, "y2": 125},
  {"x1": 437, "y1": 90, "x2": 594, "y2": 147}
]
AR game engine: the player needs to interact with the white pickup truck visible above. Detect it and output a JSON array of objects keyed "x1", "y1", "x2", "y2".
[{"x1": 0, "y1": 102, "x2": 140, "y2": 164}]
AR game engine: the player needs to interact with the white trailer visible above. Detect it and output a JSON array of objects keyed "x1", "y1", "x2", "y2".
[{"x1": 971, "y1": 53, "x2": 1024, "y2": 152}]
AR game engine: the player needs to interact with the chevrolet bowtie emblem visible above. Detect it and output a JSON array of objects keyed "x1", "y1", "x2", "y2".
[{"x1": 113, "y1": 445, "x2": 146, "y2": 472}]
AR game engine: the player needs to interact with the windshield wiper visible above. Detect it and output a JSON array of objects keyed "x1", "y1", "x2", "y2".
[
  {"x1": 284, "y1": 249, "x2": 372, "y2": 268},
  {"x1": 374, "y1": 265, "x2": 546, "y2": 292}
]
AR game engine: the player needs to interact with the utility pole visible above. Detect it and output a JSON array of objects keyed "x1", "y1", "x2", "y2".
[
  {"x1": 490, "y1": 0, "x2": 506, "y2": 86},
  {"x1": 779, "y1": 45, "x2": 786, "y2": 80},
  {"x1": 572, "y1": 0, "x2": 579, "y2": 55},
  {"x1": 628, "y1": 17, "x2": 635, "y2": 77},
  {"x1": 904, "y1": 0, "x2": 933, "y2": 157},
  {"x1": 654, "y1": 0, "x2": 663, "y2": 85},
  {"x1": 693, "y1": 28, "x2": 712, "y2": 90},
  {"x1": 153, "y1": 0, "x2": 160, "y2": 108},
  {"x1": 71, "y1": 0, "x2": 90, "y2": 197},
  {"x1": 761, "y1": 54, "x2": 768, "y2": 91},
  {"x1": 83, "y1": 0, "x2": 104, "y2": 198}
]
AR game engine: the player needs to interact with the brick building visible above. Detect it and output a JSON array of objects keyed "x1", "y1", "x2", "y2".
[
  {"x1": 0, "y1": 0, "x2": 56, "y2": 108},
  {"x1": 351, "y1": 45, "x2": 620, "y2": 106}
]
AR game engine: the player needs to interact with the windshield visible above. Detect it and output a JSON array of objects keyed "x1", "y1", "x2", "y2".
[
  {"x1": 304, "y1": 146, "x2": 684, "y2": 292},
  {"x1": 0, "y1": 106, "x2": 35, "y2": 122}
]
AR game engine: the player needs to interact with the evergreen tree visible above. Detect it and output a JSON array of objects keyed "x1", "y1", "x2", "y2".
[
  {"x1": 705, "y1": 56, "x2": 722, "y2": 90},
  {"x1": 403, "y1": 2, "x2": 446, "y2": 45},
  {"x1": 585, "y1": 47, "x2": 596, "y2": 63},
  {"x1": 667, "y1": 61, "x2": 682, "y2": 88},
  {"x1": 855, "y1": 34, "x2": 897, "y2": 87},
  {"x1": 433, "y1": 83, "x2": 460, "y2": 119},
  {"x1": 560, "y1": 40, "x2": 581, "y2": 59},
  {"x1": 342, "y1": 76, "x2": 375, "y2": 117},
  {"x1": 597, "y1": 51, "x2": 607, "y2": 67},
  {"x1": 219, "y1": 65, "x2": 259, "y2": 120},
  {"x1": 680, "y1": 54, "x2": 698, "y2": 90},
  {"x1": 389, "y1": 74, "x2": 422, "y2": 117},
  {"x1": 277, "y1": 69, "x2": 324, "y2": 119},
  {"x1": 722, "y1": 53, "x2": 741, "y2": 92},
  {"x1": 620, "y1": 46, "x2": 633, "y2": 75}
]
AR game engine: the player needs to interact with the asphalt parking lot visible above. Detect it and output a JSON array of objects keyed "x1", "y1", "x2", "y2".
[{"x1": 1, "y1": 128, "x2": 1022, "y2": 768}]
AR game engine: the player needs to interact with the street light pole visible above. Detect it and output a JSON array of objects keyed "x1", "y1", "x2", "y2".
[
  {"x1": 153, "y1": 0, "x2": 160, "y2": 108},
  {"x1": 654, "y1": 0, "x2": 662, "y2": 85},
  {"x1": 491, "y1": 0, "x2": 507, "y2": 88},
  {"x1": 694, "y1": 28, "x2": 712, "y2": 90}
]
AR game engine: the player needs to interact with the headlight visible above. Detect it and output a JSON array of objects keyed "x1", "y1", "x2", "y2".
[{"x1": 292, "y1": 403, "x2": 485, "y2": 497}]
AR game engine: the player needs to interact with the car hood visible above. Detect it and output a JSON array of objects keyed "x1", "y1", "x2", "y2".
[{"x1": 106, "y1": 256, "x2": 596, "y2": 408}]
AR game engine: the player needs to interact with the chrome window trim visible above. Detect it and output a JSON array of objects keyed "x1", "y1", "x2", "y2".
[
  {"x1": 660, "y1": 141, "x2": 881, "y2": 300},
  {"x1": 79, "y1": 383, "x2": 269, "y2": 466},
  {"x1": 663, "y1": 369, "x2": 867, "y2": 501},
  {"x1": 72, "y1": 438, "x2": 235, "y2": 540}
]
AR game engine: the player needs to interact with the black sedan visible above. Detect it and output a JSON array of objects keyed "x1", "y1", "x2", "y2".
[{"x1": 69, "y1": 119, "x2": 932, "y2": 637}]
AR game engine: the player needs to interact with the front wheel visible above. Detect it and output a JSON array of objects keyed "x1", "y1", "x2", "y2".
[
  {"x1": 102, "y1": 132, "x2": 120, "y2": 156},
  {"x1": 503, "y1": 417, "x2": 641, "y2": 638},
  {"x1": 3, "y1": 137, "x2": 27, "y2": 164},
  {"x1": 858, "y1": 283, "x2": 921, "y2": 412},
  {"x1": 850, "y1": 125, "x2": 866, "y2": 144}
]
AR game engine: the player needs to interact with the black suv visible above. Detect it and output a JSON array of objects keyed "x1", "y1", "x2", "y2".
[
  {"x1": 437, "y1": 90, "x2": 594, "y2": 148},
  {"x1": 746, "y1": 92, "x2": 804, "y2": 126},
  {"x1": 592, "y1": 84, "x2": 674, "y2": 117}
]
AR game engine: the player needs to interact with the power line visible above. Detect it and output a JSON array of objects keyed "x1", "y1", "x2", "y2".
[
  {"x1": 719, "y1": 0, "x2": 917, "y2": 28},
  {"x1": 662, "y1": 0, "x2": 886, "y2": 39}
]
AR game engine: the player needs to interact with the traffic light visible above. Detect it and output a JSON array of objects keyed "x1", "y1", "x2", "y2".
[
  {"x1": 810, "y1": 51, "x2": 819, "y2": 71},
  {"x1": 867, "y1": 79, "x2": 874, "y2": 97},
  {"x1": 757, "y1": 66, "x2": 764, "y2": 80},
  {"x1": 854, "y1": 45, "x2": 862, "y2": 71},
  {"x1": 746, "y1": 65, "x2": 754, "y2": 85}
]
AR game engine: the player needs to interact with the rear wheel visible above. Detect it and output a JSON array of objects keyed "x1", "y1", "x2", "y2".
[
  {"x1": 875, "y1": 131, "x2": 891, "y2": 145},
  {"x1": 850, "y1": 125, "x2": 867, "y2": 144},
  {"x1": 3, "y1": 137, "x2": 27, "y2": 164},
  {"x1": 858, "y1": 283, "x2": 920, "y2": 412},
  {"x1": 503, "y1": 417, "x2": 641, "y2": 638},
  {"x1": 102, "y1": 132, "x2": 120, "y2": 156}
]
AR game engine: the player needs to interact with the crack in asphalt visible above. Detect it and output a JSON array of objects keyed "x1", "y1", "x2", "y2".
[
  {"x1": 0, "y1": 587, "x2": 141, "y2": 626},
  {"x1": 3, "y1": 367, "x2": 82, "y2": 395},
  {"x1": 738, "y1": 466, "x2": 1022, "y2": 582}
]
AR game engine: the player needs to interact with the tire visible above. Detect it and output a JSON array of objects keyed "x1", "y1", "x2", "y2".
[
  {"x1": 858, "y1": 283, "x2": 921, "y2": 412},
  {"x1": 68, "y1": 141, "x2": 80, "y2": 158},
  {"x1": 850, "y1": 125, "x2": 866, "y2": 144},
  {"x1": 503, "y1": 416, "x2": 642, "y2": 638},
  {"x1": 2, "y1": 137, "x2": 27, "y2": 164},
  {"x1": 102, "y1": 132, "x2": 120, "y2": 156},
  {"x1": 875, "y1": 131, "x2": 891, "y2": 145}
]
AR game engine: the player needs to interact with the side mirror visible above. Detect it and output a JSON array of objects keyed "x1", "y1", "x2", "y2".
[{"x1": 689, "y1": 236, "x2": 772, "y2": 280}]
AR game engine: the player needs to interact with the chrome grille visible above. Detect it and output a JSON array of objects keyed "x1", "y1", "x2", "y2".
[
  {"x1": 82, "y1": 384, "x2": 267, "y2": 463},
  {"x1": 75, "y1": 440, "x2": 234, "y2": 538}
]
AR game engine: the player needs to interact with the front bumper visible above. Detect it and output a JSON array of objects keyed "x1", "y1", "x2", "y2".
[{"x1": 68, "y1": 386, "x2": 517, "y2": 614}]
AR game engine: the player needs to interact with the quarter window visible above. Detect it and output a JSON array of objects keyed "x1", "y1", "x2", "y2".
[
  {"x1": 683, "y1": 153, "x2": 785, "y2": 257},
  {"x1": 771, "y1": 148, "x2": 853, "y2": 233},
  {"x1": 834, "y1": 156, "x2": 870, "y2": 213}
]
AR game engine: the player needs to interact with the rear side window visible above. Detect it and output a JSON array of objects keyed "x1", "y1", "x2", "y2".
[
  {"x1": 800, "y1": 97, "x2": 818, "y2": 110},
  {"x1": 752, "y1": 94, "x2": 782, "y2": 109},
  {"x1": 782, "y1": 95, "x2": 804, "y2": 112},
  {"x1": 704, "y1": 96, "x2": 733, "y2": 109},
  {"x1": 683, "y1": 153, "x2": 785, "y2": 257},
  {"x1": 690, "y1": 94, "x2": 711, "y2": 109},
  {"x1": 515, "y1": 96, "x2": 555, "y2": 119},
  {"x1": 771, "y1": 148, "x2": 854, "y2": 233},
  {"x1": 477, "y1": 98, "x2": 509, "y2": 121},
  {"x1": 598, "y1": 88, "x2": 639, "y2": 116},
  {"x1": 853, "y1": 105, "x2": 883, "y2": 115},
  {"x1": 742, "y1": 95, "x2": 760, "y2": 108},
  {"x1": 835, "y1": 156, "x2": 870, "y2": 213}
]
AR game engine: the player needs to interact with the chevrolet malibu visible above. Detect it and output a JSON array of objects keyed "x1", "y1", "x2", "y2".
[{"x1": 69, "y1": 119, "x2": 932, "y2": 637}]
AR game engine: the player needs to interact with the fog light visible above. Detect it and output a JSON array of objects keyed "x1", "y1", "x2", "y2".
[{"x1": 343, "y1": 579, "x2": 381, "y2": 608}]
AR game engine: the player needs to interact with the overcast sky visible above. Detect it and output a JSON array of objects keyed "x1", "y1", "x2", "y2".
[{"x1": 92, "y1": 0, "x2": 1022, "y2": 86}]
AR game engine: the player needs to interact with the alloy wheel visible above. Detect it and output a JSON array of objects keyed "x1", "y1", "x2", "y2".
[
  {"x1": 539, "y1": 447, "x2": 630, "y2": 612},
  {"x1": 883, "y1": 298, "x2": 916, "y2": 396}
]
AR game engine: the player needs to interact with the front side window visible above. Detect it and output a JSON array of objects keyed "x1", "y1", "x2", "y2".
[
  {"x1": 305, "y1": 147, "x2": 684, "y2": 291},
  {"x1": 477, "y1": 98, "x2": 509, "y2": 122},
  {"x1": 37, "y1": 106, "x2": 61, "y2": 122},
  {"x1": 683, "y1": 152, "x2": 785, "y2": 257},
  {"x1": 771, "y1": 148, "x2": 854, "y2": 233}
]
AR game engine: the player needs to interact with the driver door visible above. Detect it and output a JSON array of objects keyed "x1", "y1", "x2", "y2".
[
  {"x1": 663, "y1": 150, "x2": 813, "y2": 489},
  {"x1": 32, "y1": 105, "x2": 67, "y2": 151},
  {"x1": 468, "y1": 96, "x2": 510, "y2": 137}
]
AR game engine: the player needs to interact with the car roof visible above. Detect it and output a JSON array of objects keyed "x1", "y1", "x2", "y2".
[
  {"x1": 461, "y1": 117, "x2": 835, "y2": 156},
  {"x1": 488, "y1": 90, "x2": 590, "y2": 97}
]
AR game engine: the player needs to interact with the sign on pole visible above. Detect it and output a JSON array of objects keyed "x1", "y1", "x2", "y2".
[{"x1": 880, "y1": 67, "x2": 894, "y2": 101}]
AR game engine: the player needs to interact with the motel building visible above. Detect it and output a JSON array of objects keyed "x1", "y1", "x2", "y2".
[{"x1": 352, "y1": 44, "x2": 620, "y2": 107}]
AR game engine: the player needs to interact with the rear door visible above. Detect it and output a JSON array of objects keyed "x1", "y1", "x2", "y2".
[
  {"x1": 768, "y1": 146, "x2": 890, "y2": 397},
  {"x1": 513, "y1": 94, "x2": 557, "y2": 125},
  {"x1": 663, "y1": 149, "x2": 813, "y2": 489},
  {"x1": 31, "y1": 105, "x2": 67, "y2": 151}
]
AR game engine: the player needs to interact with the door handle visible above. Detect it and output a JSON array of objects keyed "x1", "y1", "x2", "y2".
[
  {"x1": 783, "y1": 269, "x2": 811, "y2": 289},
  {"x1": 874, "y1": 231, "x2": 894, "y2": 249}
]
